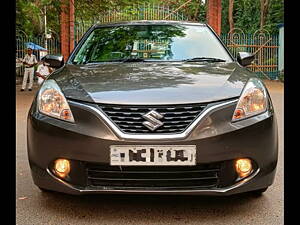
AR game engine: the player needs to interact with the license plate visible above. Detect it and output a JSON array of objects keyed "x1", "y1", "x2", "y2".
[{"x1": 110, "y1": 145, "x2": 196, "y2": 166}]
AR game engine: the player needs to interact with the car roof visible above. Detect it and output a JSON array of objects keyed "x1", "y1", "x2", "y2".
[{"x1": 94, "y1": 20, "x2": 207, "y2": 28}]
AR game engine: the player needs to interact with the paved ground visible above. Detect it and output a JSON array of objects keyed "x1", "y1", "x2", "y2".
[{"x1": 16, "y1": 80, "x2": 284, "y2": 225}]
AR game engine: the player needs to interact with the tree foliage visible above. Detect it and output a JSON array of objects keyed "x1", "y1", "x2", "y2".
[
  {"x1": 149, "y1": 0, "x2": 206, "y2": 22},
  {"x1": 264, "y1": 0, "x2": 284, "y2": 33},
  {"x1": 221, "y1": 0, "x2": 283, "y2": 34},
  {"x1": 16, "y1": 0, "x2": 283, "y2": 37},
  {"x1": 74, "y1": 0, "x2": 147, "y2": 21},
  {"x1": 74, "y1": 0, "x2": 206, "y2": 22},
  {"x1": 16, "y1": 0, "x2": 61, "y2": 37}
]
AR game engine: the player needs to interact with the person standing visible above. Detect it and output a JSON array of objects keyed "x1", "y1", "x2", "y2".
[
  {"x1": 21, "y1": 48, "x2": 37, "y2": 91},
  {"x1": 36, "y1": 60, "x2": 53, "y2": 85}
]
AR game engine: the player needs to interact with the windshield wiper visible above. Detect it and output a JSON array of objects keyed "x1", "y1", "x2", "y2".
[
  {"x1": 121, "y1": 58, "x2": 145, "y2": 62},
  {"x1": 85, "y1": 58, "x2": 146, "y2": 64},
  {"x1": 184, "y1": 57, "x2": 226, "y2": 62}
]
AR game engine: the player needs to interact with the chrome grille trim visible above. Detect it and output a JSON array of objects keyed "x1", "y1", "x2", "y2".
[
  {"x1": 98, "y1": 104, "x2": 207, "y2": 134},
  {"x1": 69, "y1": 99, "x2": 238, "y2": 140}
]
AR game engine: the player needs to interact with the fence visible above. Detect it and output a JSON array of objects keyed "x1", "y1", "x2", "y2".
[
  {"x1": 221, "y1": 28, "x2": 279, "y2": 80},
  {"x1": 16, "y1": 4, "x2": 280, "y2": 80},
  {"x1": 75, "y1": 3, "x2": 189, "y2": 44},
  {"x1": 16, "y1": 30, "x2": 60, "y2": 77}
]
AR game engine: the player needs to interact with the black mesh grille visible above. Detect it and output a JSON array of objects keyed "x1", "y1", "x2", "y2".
[
  {"x1": 86, "y1": 163, "x2": 220, "y2": 189},
  {"x1": 98, "y1": 103, "x2": 207, "y2": 134}
]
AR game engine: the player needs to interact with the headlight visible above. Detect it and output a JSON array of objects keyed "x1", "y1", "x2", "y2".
[
  {"x1": 232, "y1": 78, "x2": 267, "y2": 122},
  {"x1": 38, "y1": 79, "x2": 75, "y2": 123}
]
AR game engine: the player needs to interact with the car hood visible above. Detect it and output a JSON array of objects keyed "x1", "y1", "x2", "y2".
[{"x1": 52, "y1": 62, "x2": 254, "y2": 105}]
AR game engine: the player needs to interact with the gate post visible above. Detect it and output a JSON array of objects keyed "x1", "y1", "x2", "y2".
[
  {"x1": 69, "y1": 0, "x2": 75, "y2": 55},
  {"x1": 60, "y1": 0, "x2": 75, "y2": 61},
  {"x1": 206, "y1": 0, "x2": 222, "y2": 35},
  {"x1": 278, "y1": 23, "x2": 284, "y2": 72}
]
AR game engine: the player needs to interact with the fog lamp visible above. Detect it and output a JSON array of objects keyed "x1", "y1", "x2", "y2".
[
  {"x1": 235, "y1": 158, "x2": 252, "y2": 178},
  {"x1": 54, "y1": 159, "x2": 70, "y2": 178}
]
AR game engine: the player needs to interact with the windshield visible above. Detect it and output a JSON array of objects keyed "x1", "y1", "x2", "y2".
[{"x1": 71, "y1": 24, "x2": 233, "y2": 64}]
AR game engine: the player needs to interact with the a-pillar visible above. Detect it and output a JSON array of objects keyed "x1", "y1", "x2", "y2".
[{"x1": 206, "y1": 0, "x2": 222, "y2": 35}]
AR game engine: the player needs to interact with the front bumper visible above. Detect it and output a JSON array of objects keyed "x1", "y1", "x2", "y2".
[{"x1": 27, "y1": 98, "x2": 278, "y2": 195}]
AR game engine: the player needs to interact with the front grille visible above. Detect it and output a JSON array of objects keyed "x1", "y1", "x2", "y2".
[
  {"x1": 86, "y1": 163, "x2": 221, "y2": 189},
  {"x1": 98, "y1": 103, "x2": 207, "y2": 134}
]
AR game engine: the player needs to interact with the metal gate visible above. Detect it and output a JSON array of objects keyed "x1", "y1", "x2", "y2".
[
  {"x1": 221, "y1": 28, "x2": 279, "y2": 80},
  {"x1": 75, "y1": 3, "x2": 189, "y2": 45},
  {"x1": 16, "y1": 30, "x2": 61, "y2": 77}
]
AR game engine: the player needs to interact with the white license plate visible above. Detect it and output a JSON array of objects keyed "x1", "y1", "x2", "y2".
[{"x1": 110, "y1": 145, "x2": 196, "y2": 166}]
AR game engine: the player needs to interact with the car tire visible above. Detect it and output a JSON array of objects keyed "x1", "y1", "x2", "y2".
[{"x1": 251, "y1": 187, "x2": 268, "y2": 196}]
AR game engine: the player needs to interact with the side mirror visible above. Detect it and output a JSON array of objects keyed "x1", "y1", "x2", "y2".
[
  {"x1": 41, "y1": 55, "x2": 64, "y2": 69},
  {"x1": 237, "y1": 52, "x2": 255, "y2": 67}
]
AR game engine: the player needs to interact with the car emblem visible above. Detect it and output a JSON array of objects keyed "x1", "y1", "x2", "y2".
[{"x1": 142, "y1": 110, "x2": 164, "y2": 131}]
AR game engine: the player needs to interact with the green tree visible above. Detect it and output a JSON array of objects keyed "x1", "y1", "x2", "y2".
[
  {"x1": 264, "y1": 0, "x2": 284, "y2": 33},
  {"x1": 16, "y1": 0, "x2": 61, "y2": 37},
  {"x1": 16, "y1": 0, "x2": 207, "y2": 37},
  {"x1": 221, "y1": 0, "x2": 283, "y2": 34},
  {"x1": 16, "y1": 0, "x2": 283, "y2": 37},
  {"x1": 74, "y1": 0, "x2": 206, "y2": 22}
]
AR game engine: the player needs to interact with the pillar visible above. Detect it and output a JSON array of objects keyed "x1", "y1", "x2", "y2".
[
  {"x1": 206, "y1": 0, "x2": 222, "y2": 35},
  {"x1": 60, "y1": 0, "x2": 75, "y2": 61}
]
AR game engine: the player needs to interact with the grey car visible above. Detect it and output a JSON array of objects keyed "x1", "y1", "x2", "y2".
[{"x1": 27, "y1": 21, "x2": 278, "y2": 196}]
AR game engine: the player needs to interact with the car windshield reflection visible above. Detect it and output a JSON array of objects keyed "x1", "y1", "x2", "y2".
[{"x1": 71, "y1": 24, "x2": 232, "y2": 64}]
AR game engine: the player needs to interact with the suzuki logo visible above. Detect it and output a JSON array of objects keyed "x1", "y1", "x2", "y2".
[{"x1": 142, "y1": 110, "x2": 164, "y2": 131}]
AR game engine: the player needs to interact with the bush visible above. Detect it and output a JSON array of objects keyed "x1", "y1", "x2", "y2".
[{"x1": 278, "y1": 70, "x2": 284, "y2": 82}]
